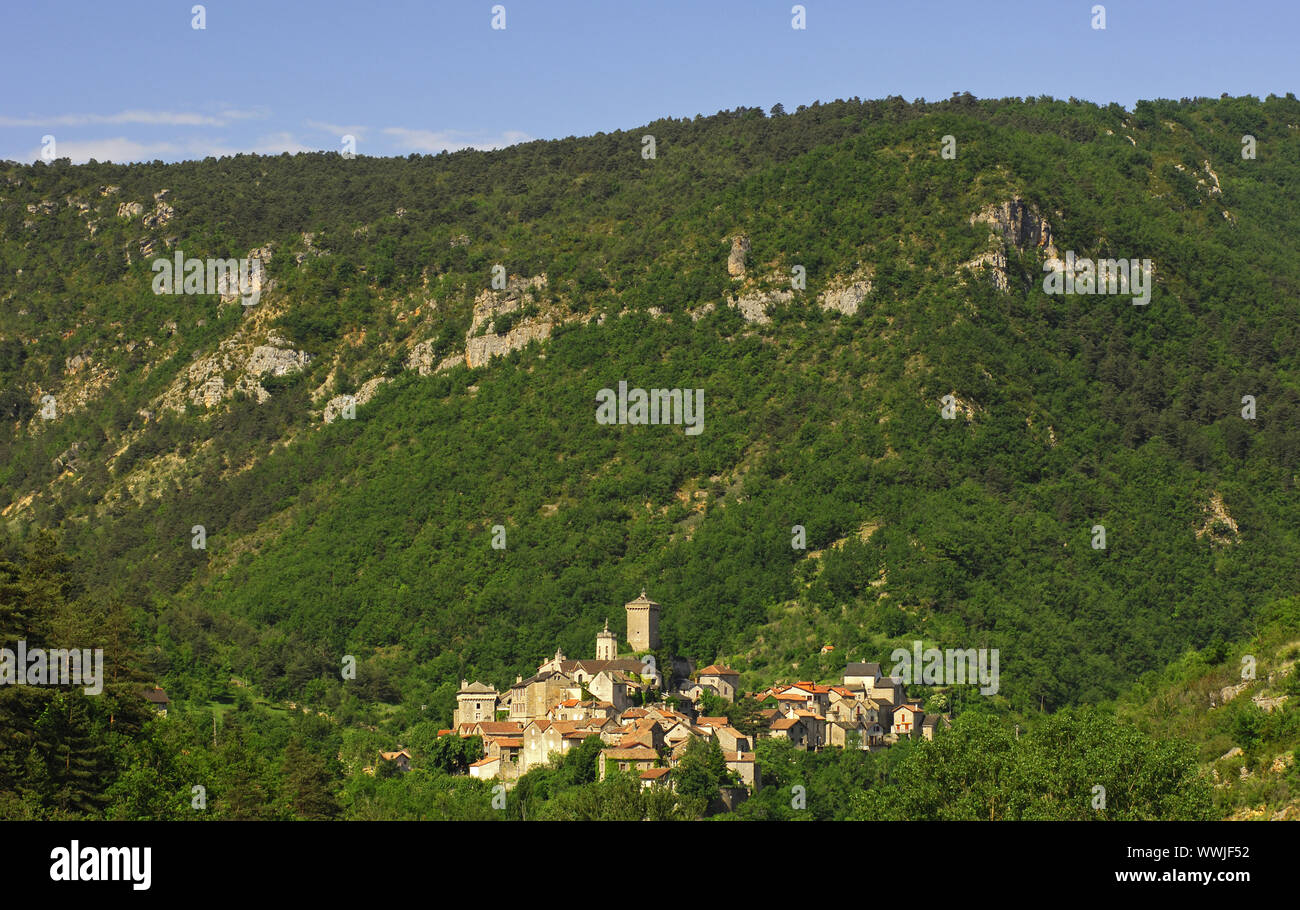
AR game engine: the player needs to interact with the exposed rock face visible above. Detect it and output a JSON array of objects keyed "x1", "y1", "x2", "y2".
[
  {"x1": 1213, "y1": 681, "x2": 1250, "y2": 707},
  {"x1": 65, "y1": 353, "x2": 91, "y2": 374},
  {"x1": 144, "y1": 204, "x2": 173, "y2": 228},
  {"x1": 217, "y1": 246, "x2": 273, "y2": 303},
  {"x1": 689, "y1": 302, "x2": 716, "y2": 322},
  {"x1": 960, "y1": 248, "x2": 1010, "y2": 292},
  {"x1": 322, "y1": 395, "x2": 353, "y2": 423},
  {"x1": 1196, "y1": 492, "x2": 1241, "y2": 545},
  {"x1": 407, "y1": 274, "x2": 555, "y2": 373},
  {"x1": 727, "y1": 235, "x2": 750, "y2": 278},
  {"x1": 117, "y1": 201, "x2": 144, "y2": 219},
  {"x1": 946, "y1": 391, "x2": 978, "y2": 423},
  {"x1": 142, "y1": 189, "x2": 175, "y2": 227},
  {"x1": 161, "y1": 330, "x2": 309, "y2": 412},
  {"x1": 323, "y1": 375, "x2": 389, "y2": 423},
  {"x1": 469, "y1": 274, "x2": 547, "y2": 334},
  {"x1": 728, "y1": 288, "x2": 792, "y2": 324},
  {"x1": 818, "y1": 273, "x2": 873, "y2": 315},
  {"x1": 295, "y1": 232, "x2": 319, "y2": 265},
  {"x1": 1202, "y1": 161, "x2": 1223, "y2": 195},
  {"x1": 971, "y1": 198, "x2": 1057, "y2": 254},
  {"x1": 1253, "y1": 694, "x2": 1290, "y2": 713},
  {"x1": 407, "y1": 338, "x2": 468, "y2": 376},
  {"x1": 26, "y1": 200, "x2": 59, "y2": 215},
  {"x1": 191, "y1": 376, "x2": 226, "y2": 407},
  {"x1": 459, "y1": 274, "x2": 552, "y2": 368},
  {"x1": 961, "y1": 198, "x2": 1059, "y2": 292},
  {"x1": 235, "y1": 375, "x2": 271, "y2": 404},
  {"x1": 466, "y1": 321, "x2": 552, "y2": 368},
  {"x1": 246, "y1": 343, "x2": 310, "y2": 377},
  {"x1": 406, "y1": 339, "x2": 438, "y2": 375}
]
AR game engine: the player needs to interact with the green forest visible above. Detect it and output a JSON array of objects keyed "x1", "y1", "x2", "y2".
[{"x1": 1, "y1": 93, "x2": 1298, "y2": 819}]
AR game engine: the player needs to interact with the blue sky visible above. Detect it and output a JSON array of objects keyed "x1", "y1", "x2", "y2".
[{"x1": 3, "y1": 0, "x2": 1296, "y2": 163}]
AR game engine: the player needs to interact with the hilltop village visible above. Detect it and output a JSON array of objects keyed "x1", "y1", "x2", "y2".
[{"x1": 427, "y1": 592, "x2": 950, "y2": 794}]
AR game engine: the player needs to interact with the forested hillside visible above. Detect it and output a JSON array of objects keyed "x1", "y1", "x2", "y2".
[{"x1": 2, "y1": 94, "x2": 1298, "y2": 818}]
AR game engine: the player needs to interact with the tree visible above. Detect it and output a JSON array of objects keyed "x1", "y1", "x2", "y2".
[
  {"x1": 283, "y1": 738, "x2": 341, "y2": 819},
  {"x1": 674, "y1": 737, "x2": 727, "y2": 807}
]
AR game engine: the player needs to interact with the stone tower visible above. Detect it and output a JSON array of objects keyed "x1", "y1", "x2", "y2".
[
  {"x1": 454, "y1": 680, "x2": 498, "y2": 726},
  {"x1": 596, "y1": 618, "x2": 617, "y2": 661},
  {"x1": 625, "y1": 590, "x2": 661, "y2": 652}
]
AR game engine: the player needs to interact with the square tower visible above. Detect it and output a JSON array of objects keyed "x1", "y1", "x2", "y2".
[
  {"x1": 455, "y1": 679, "x2": 498, "y2": 725},
  {"x1": 625, "y1": 590, "x2": 661, "y2": 652}
]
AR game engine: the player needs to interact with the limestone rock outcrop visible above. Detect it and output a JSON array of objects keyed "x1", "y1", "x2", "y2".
[
  {"x1": 246, "y1": 341, "x2": 310, "y2": 377},
  {"x1": 466, "y1": 321, "x2": 552, "y2": 368},
  {"x1": 726, "y1": 235, "x2": 750, "y2": 278},
  {"x1": 323, "y1": 375, "x2": 389, "y2": 423},
  {"x1": 160, "y1": 330, "x2": 309, "y2": 412},
  {"x1": 970, "y1": 198, "x2": 1057, "y2": 255},
  {"x1": 960, "y1": 198, "x2": 1059, "y2": 292},
  {"x1": 143, "y1": 189, "x2": 174, "y2": 228},
  {"x1": 729, "y1": 289, "x2": 791, "y2": 324},
  {"x1": 818, "y1": 273, "x2": 873, "y2": 315},
  {"x1": 1196, "y1": 492, "x2": 1241, "y2": 546},
  {"x1": 217, "y1": 246, "x2": 273, "y2": 303}
]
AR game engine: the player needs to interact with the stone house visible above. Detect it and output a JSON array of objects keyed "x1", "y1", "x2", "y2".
[
  {"x1": 142, "y1": 686, "x2": 170, "y2": 717},
  {"x1": 588, "y1": 669, "x2": 641, "y2": 711},
  {"x1": 616, "y1": 717, "x2": 667, "y2": 752},
  {"x1": 640, "y1": 767, "x2": 673, "y2": 789},
  {"x1": 723, "y1": 751, "x2": 760, "y2": 790},
  {"x1": 600, "y1": 745, "x2": 660, "y2": 780},
  {"x1": 712, "y1": 725, "x2": 751, "y2": 754},
  {"x1": 469, "y1": 755, "x2": 500, "y2": 779},
  {"x1": 378, "y1": 749, "x2": 411, "y2": 773},
  {"x1": 891, "y1": 703, "x2": 925, "y2": 738},
  {"x1": 697, "y1": 665, "x2": 740, "y2": 702},
  {"x1": 921, "y1": 713, "x2": 952, "y2": 741},
  {"x1": 869, "y1": 676, "x2": 906, "y2": 710},
  {"x1": 790, "y1": 709, "x2": 826, "y2": 750},
  {"x1": 843, "y1": 662, "x2": 882, "y2": 689},
  {"x1": 826, "y1": 718, "x2": 872, "y2": 750},
  {"x1": 521, "y1": 719, "x2": 602, "y2": 771},
  {"x1": 510, "y1": 670, "x2": 571, "y2": 724},
  {"x1": 770, "y1": 716, "x2": 808, "y2": 748}
]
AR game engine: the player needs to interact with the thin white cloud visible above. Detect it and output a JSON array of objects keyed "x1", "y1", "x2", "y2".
[
  {"x1": 7, "y1": 132, "x2": 318, "y2": 164},
  {"x1": 382, "y1": 127, "x2": 532, "y2": 153},
  {"x1": 0, "y1": 108, "x2": 268, "y2": 128}
]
